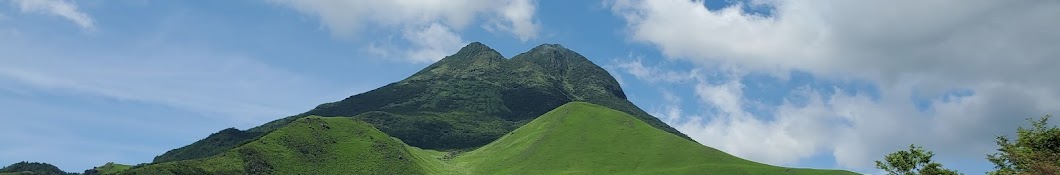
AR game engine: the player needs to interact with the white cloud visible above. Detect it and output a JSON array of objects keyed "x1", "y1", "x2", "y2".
[
  {"x1": 0, "y1": 6, "x2": 383, "y2": 170},
  {"x1": 648, "y1": 90, "x2": 687, "y2": 124},
  {"x1": 269, "y1": 0, "x2": 484, "y2": 37},
  {"x1": 0, "y1": 31, "x2": 366, "y2": 171},
  {"x1": 271, "y1": 0, "x2": 540, "y2": 62},
  {"x1": 611, "y1": 0, "x2": 1060, "y2": 93},
  {"x1": 637, "y1": 68, "x2": 818, "y2": 165},
  {"x1": 404, "y1": 23, "x2": 467, "y2": 63},
  {"x1": 637, "y1": 69, "x2": 1050, "y2": 170},
  {"x1": 360, "y1": 23, "x2": 468, "y2": 63},
  {"x1": 608, "y1": 57, "x2": 701, "y2": 83},
  {"x1": 678, "y1": 75, "x2": 830, "y2": 165},
  {"x1": 10, "y1": 0, "x2": 95, "y2": 30},
  {"x1": 487, "y1": 0, "x2": 539, "y2": 41},
  {"x1": 612, "y1": 0, "x2": 1060, "y2": 171}
]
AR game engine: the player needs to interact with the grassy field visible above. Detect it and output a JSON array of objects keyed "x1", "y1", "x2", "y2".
[{"x1": 123, "y1": 102, "x2": 856, "y2": 174}]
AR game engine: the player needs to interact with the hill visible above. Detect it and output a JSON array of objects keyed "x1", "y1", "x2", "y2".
[
  {"x1": 124, "y1": 116, "x2": 438, "y2": 174},
  {"x1": 83, "y1": 162, "x2": 131, "y2": 175},
  {"x1": 453, "y1": 102, "x2": 857, "y2": 175},
  {"x1": 154, "y1": 42, "x2": 688, "y2": 163},
  {"x1": 0, "y1": 161, "x2": 76, "y2": 175},
  {"x1": 123, "y1": 102, "x2": 857, "y2": 174}
]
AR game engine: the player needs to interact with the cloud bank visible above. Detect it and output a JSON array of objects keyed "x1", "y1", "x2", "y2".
[{"x1": 611, "y1": 0, "x2": 1060, "y2": 171}]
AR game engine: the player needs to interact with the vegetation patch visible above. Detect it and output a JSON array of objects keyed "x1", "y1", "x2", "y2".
[
  {"x1": 124, "y1": 116, "x2": 429, "y2": 175},
  {"x1": 122, "y1": 102, "x2": 855, "y2": 175}
]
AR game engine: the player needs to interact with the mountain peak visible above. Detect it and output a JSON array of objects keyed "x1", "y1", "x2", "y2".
[
  {"x1": 453, "y1": 42, "x2": 500, "y2": 57},
  {"x1": 530, "y1": 43, "x2": 566, "y2": 51},
  {"x1": 512, "y1": 43, "x2": 595, "y2": 72},
  {"x1": 468, "y1": 41, "x2": 487, "y2": 47},
  {"x1": 525, "y1": 43, "x2": 577, "y2": 59},
  {"x1": 404, "y1": 42, "x2": 504, "y2": 80}
]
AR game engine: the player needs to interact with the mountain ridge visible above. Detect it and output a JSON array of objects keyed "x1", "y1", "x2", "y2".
[{"x1": 153, "y1": 42, "x2": 689, "y2": 163}]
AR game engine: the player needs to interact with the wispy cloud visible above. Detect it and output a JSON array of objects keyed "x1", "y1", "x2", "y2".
[
  {"x1": 608, "y1": 57, "x2": 701, "y2": 84},
  {"x1": 485, "y1": 0, "x2": 540, "y2": 41},
  {"x1": 368, "y1": 23, "x2": 468, "y2": 64},
  {"x1": 10, "y1": 0, "x2": 95, "y2": 30},
  {"x1": 611, "y1": 0, "x2": 1060, "y2": 93},
  {"x1": 632, "y1": 67, "x2": 1045, "y2": 173},
  {"x1": 0, "y1": 1, "x2": 396, "y2": 170},
  {"x1": 0, "y1": 37, "x2": 339, "y2": 127},
  {"x1": 270, "y1": 0, "x2": 541, "y2": 63},
  {"x1": 0, "y1": 24, "x2": 357, "y2": 171}
]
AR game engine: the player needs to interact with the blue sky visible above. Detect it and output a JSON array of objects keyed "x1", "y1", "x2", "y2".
[{"x1": 2, "y1": 0, "x2": 1059, "y2": 174}]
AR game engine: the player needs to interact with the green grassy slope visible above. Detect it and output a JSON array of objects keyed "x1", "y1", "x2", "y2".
[
  {"x1": 453, "y1": 102, "x2": 858, "y2": 175},
  {"x1": 124, "y1": 116, "x2": 430, "y2": 175},
  {"x1": 122, "y1": 102, "x2": 856, "y2": 174},
  {"x1": 92, "y1": 162, "x2": 132, "y2": 174}
]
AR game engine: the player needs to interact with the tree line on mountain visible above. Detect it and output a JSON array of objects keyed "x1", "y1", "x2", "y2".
[{"x1": 876, "y1": 115, "x2": 1060, "y2": 175}]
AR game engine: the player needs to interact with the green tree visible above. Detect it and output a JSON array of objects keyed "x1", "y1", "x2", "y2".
[
  {"x1": 875, "y1": 144, "x2": 960, "y2": 175},
  {"x1": 987, "y1": 115, "x2": 1060, "y2": 175}
]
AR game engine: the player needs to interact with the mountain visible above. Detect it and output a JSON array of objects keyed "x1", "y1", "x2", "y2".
[
  {"x1": 153, "y1": 42, "x2": 688, "y2": 163},
  {"x1": 123, "y1": 102, "x2": 857, "y2": 174},
  {"x1": 112, "y1": 42, "x2": 861, "y2": 174}
]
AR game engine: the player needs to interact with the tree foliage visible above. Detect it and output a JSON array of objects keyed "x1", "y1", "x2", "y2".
[
  {"x1": 875, "y1": 144, "x2": 960, "y2": 175},
  {"x1": 987, "y1": 115, "x2": 1060, "y2": 175},
  {"x1": 0, "y1": 161, "x2": 76, "y2": 175}
]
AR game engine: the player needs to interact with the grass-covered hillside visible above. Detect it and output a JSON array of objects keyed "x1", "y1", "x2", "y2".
[
  {"x1": 125, "y1": 116, "x2": 438, "y2": 175},
  {"x1": 453, "y1": 102, "x2": 857, "y2": 175},
  {"x1": 83, "y1": 162, "x2": 131, "y2": 175},
  {"x1": 154, "y1": 42, "x2": 688, "y2": 163},
  {"x1": 122, "y1": 102, "x2": 857, "y2": 174}
]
